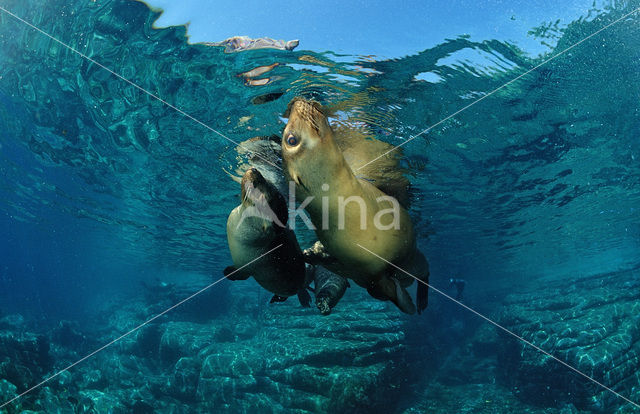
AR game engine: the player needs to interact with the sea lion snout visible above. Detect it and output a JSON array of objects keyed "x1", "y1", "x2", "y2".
[
  {"x1": 284, "y1": 97, "x2": 324, "y2": 119},
  {"x1": 240, "y1": 167, "x2": 263, "y2": 201},
  {"x1": 243, "y1": 167, "x2": 261, "y2": 181},
  {"x1": 240, "y1": 168, "x2": 273, "y2": 207},
  {"x1": 317, "y1": 296, "x2": 332, "y2": 315},
  {"x1": 283, "y1": 98, "x2": 330, "y2": 140},
  {"x1": 239, "y1": 167, "x2": 288, "y2": 226}
]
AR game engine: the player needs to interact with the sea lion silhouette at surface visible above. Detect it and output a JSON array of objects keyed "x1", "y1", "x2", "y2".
[
  {"x1": 205, "y1": 36, "x2": 299, "y2": 53},
  {"x1": 225, "y1": 167, "x2": 311, "y2": 307},
  {"x1": 282, "y1": 98, "x2": 429, "y2": 314}
]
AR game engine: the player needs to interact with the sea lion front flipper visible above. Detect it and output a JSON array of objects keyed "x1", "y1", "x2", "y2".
[
  {"x1": 223, "y1": 266, "x2": 250, "y2": 281},
  {"x1": 297, "y1": 289, "x2": 312, "y2": 308},
  {"x1": 269, "y1": 295, "x2": 288, "y2": 303},
  {"x1": 303, "y1": 241, "x2": 335, "y2": 266}
]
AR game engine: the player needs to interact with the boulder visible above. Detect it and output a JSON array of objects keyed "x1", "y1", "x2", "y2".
[{"x1": 492, "y1": 268, "x2": 640, "y2": 411}]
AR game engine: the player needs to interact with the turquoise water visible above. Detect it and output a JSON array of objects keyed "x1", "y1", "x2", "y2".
[{"x1": 0, "y1": 0, "x2": 639, "y2": 412}]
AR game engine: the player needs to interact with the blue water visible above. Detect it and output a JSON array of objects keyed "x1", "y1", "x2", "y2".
[{"x1": 0, "y1": 0, "x2": 639, "y2": 412}]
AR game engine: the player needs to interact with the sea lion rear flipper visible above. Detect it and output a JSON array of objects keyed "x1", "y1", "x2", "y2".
[
  {"x1": 393, "y1": 279, "x2": 417, "y2": 315},
  {"x1": 417, "y1": 281, "x2": 428, "y2": 314},
  {"x1": 367, "y1": 277, "x2": 416, "y2": 315},
  {"x1": 223, "y1": 266, "x2": 250, "y2": 281},
  {"x1": 270, "y1": 295, "x2": 288, "y2": 303},
  {"x1": 304, "y1": 264, "x2": 317, "y2": 287},
  {"x1": 413, "y1": 252, "x2": 430, "y2": 314},
  {"x1": 297, "y1": 289, "x2": 312, "y2": 308}
]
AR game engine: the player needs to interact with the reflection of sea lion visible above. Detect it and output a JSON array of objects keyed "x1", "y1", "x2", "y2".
[
  {"x1": 238, "y1": 63, "x2": 279, "y2": 79},
  {"x1": 243, "y1": 76, "x2": 283, "y2": 87},
  {"x1": 282, "y1": 98, "x2": 429, "y2": 314},
  {"x1": 310, "y1": 265, "x2": 350, "y2": 315},
  {"x1": 205, "y1": 36, "x2": 299, "y2": 53},
  {"x1": 225, "y1": 168, "x2": 311, "y2": 306},
  {"x1": 252, "y1": 92, "x2": 284, "y2": 105}
]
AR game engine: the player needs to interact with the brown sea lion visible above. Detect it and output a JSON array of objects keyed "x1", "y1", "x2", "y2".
[
  {"x1": 282, "y1": 98, "x2": 429, "y2": 314},
  {"x1": 225, "y1": 167, "x2": 311, "y2": 306}
]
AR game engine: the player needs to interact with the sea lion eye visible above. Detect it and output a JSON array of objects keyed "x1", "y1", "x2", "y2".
[{"x1": 286, "y1": 134, "x2": 299, "y2": 146}]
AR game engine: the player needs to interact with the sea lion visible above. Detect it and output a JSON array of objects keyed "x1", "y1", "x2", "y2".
[
  {"x1": 205, "y1": 36, "x2": 299, "y2": 53},
  {"x1": 225, "y1": 167, "x2": 311, "y2": 307},
  {"x1": 282, "y1": 98, "x2": 429, "y2": 314},
  {"x1": 309, "y1": 265, "x2": 350, "y2": 315},
  {"x1": 224, "y1": 135, "x2": 286, "y2": 194}
]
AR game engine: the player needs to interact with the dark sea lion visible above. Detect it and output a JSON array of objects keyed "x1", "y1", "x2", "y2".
[
  {"x1": 225, "y1": 135, "x2": 286, "y2": 194},
  {"x1": 225, "y1": 167, "x2": 311, "y2": 307},
  {"x1": 282, "y1": 98, "x2": 429, "y2": 314},
  {"x1": 309, "y1": 265, "x2": 350, "y2": 315},
  {"x1": 251, "y1": 92, "x2": 284, "y2": 105}
]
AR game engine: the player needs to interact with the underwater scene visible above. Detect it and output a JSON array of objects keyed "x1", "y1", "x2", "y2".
[{"x1": 0, "y1": 0, "x2": 639, "y2": 412}]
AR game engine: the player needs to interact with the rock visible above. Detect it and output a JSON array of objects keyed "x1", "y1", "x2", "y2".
[
  {"x1": 185, "y1": 287, "x2": 418, "y2": 412},
  {"x1": 50, "y1": 321, "x2": 86, "y2": 350},
  {"x1": 133, "y1": 323, "x2": 163, "y2": 358},
  {"x1": 0, "y1": 314, "x2": 25, "y2": 331},
  {"x1": 54, "y1": 370, "x2": 73, "y2": 388},
  {"x1": 82, "y1": 369, "x2": 105, "y2": 389},
  {"x1": 78, "y1": 389, "x2": 128, "y2": 414},
  {"x1": 165, "y1": 357, "x2": 200, "y2": 400},
  {"x1": 33, "y1": 386, "x2": 75, "y2": 413},
  {"x1": 494, "y1": 267, "x2": 640, "y2": 411},
  {"x1": 213, "y1": 326, "x2": 235, "y2": 343},
  {"x1": 0, "y1": 331, "x2": 52, "y2": 389},
  {"x1": 0, "y1": 379, "x2": 17, "y2": 399},
  {"x1": 130, "y1": 400, "x2": 155, "y2": 413},
  {"x1": 158, "y1": 322, "x2": 215, "y2": 364}
]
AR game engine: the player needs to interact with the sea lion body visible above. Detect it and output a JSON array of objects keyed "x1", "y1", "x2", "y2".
[
  {"x1": 282, "y1": 98, "x2": 428, "y2": 314},
  {"x1": 225, "y1": 168, "x2": 311, "y2": 306},
  {"x1": 311, "y1": 266, "x2": 350, "y2": 315}
]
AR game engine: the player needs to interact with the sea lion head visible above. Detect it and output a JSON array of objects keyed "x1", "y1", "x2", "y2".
[
  {"x1": 316, "y1": 296, "x2": 332, "y2": 315},
  {"x1": 282, "y1": 98, "x2": 332, "y2": 152},
  {"x1": 239, "y1": 167, "x2": 288, "y2": 228},
  {"x1": 281, "y1": 98, "x2": 337, "y2": 194}
]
